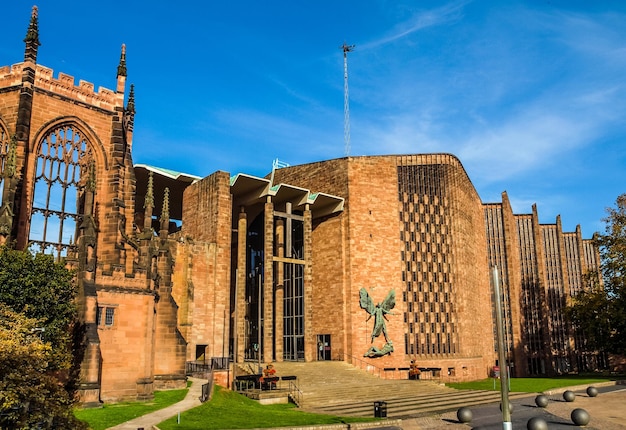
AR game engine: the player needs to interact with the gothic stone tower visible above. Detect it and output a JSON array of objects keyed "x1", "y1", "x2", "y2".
[{"x1": 0, "y1": 7, "x2": 186, "y2": 402}]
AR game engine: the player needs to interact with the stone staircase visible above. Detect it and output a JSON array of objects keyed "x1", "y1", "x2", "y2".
[{"x1": 271, "y1": 361, "x2": 532, "y2": 418}]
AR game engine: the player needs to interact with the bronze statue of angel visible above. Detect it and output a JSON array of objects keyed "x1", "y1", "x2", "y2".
[{"x1": 359, "y1": 288, "x2": 396, "y2": 344}]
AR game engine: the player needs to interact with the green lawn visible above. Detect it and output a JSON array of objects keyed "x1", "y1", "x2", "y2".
[
  {"x1": 446, "y1": 376, "x2": 617, "y2": 393},
  {"x1": 74, "y1": 386, "x2": 189, "y2": 430},
  {"x1": 74, "y1": 375, "x2": 621, "y2": 430},
  {"x1": 157, "y1": 386, "x2": 376, "y2": 430}
]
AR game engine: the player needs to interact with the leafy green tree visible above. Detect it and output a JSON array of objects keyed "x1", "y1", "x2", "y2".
[
  {"x1": 568, "y1": 194, "x2": 626, "y2": 356},
  {"x1": 0, "y1": 247, "x2": 87, "y2": 429},
  {"x1": 0, "y1": 305, "x2": 87, "y2": 429},
  {"x1": 0, "y1": 246, "x2": 77, "y2": 369}
]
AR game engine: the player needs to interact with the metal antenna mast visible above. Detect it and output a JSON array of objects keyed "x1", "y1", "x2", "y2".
[{"x1": 341, "y1": 42, "x2": 355, "y2": 157}]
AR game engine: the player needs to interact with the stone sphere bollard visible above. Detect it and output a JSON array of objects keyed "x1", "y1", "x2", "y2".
[
  {"x1": 563, "y1": 390, "x2": 576, "y2": 402},
  {"x1": 586, "y1": 386, "x2": 598, "y2": 397},
  {"x1": 571, "y1": 408, "x2": 590, "y2": 426},
  {"x1": 535, "y1": 394, "x2": 549, "y2": 408},
  {"x1": 457, "y1": 407, "x2": 473, "y2": 423},
  {"x1": 527, "y1": 416, "x2": 549, "y2": 430}
]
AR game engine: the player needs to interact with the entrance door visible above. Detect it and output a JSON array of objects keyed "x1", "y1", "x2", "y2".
[
  {"x1": 195, "y1": 344, "x2": 208, "y2": 362},
  {"x1": 317, "y1": 334, "x2": 331, "y2": 361}
]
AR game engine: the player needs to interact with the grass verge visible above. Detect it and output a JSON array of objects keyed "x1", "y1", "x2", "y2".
[
  {"x1": 75, "y1": 376, "x2": 621, "y2": 429},
  {"x1": 446, "y1": 376, "x2": 617, "y2": 393},
  {"x1": 74, "y1": 386, "x2": 189, "y2": 430},
  {"x1": 157, "y1": 386, "x2": 376, "y2": 430}
]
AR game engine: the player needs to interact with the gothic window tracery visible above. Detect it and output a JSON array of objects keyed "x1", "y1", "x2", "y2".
[{"x1": 29, "y1": 124, "x2": 93, "y2": 259}]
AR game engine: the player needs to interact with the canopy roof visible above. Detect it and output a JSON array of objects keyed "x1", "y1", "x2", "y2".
[
  {"x1": 230, "y1": 173, "x2": 344, "y2": 219},
  {"x1": 133, "y1": 165, "x2": 344, "y2": 223}
]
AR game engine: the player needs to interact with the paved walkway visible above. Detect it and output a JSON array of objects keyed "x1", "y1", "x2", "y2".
[
  {"x1": 398, "y1": 386, "x2": 626, "y2": 429},
  {"x1": 107, "y1": 378, "x2": 205, "y2": 430},
  {"x1": 544, "y1": 388, "x2": 626, "y2": 430}
]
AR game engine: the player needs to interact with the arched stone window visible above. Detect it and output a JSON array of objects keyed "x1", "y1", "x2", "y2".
[{"x1": 29, "y1": 124, "x2": 93, "y2": 259}]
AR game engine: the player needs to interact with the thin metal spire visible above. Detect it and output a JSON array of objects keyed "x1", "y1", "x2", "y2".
[{"x1": 341, "y1": 42, "x2": 355, "y2": 157}]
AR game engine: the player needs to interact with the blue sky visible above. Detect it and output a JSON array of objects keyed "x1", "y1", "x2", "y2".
[{"x1": 2, "y1": 1, "x2": 625, "y2": 236}]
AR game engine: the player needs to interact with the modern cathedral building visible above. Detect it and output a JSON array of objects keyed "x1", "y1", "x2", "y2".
[{"x1": 0, "y1": 8, "x2": 602, "y2": 403}]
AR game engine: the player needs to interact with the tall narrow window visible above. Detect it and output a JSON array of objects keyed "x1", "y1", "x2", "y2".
[
  {"x1": 105, "y1": 307, "x2": 115, "y2": 326},
  {"x1": 29, "y1": 125, "x2": 93, "y2": 259},
  {"x1": 0, "y1": 126, "x2": 10, "y2": 198},
  {"x1": 283, "y1": 218, "x2": 305, "y2": 361}
]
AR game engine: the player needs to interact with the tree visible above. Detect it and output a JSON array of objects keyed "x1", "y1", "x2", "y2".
[
  {"x1": 568, "y1": 194, "x2": 626, "y2": 357},
  {"x1": 0, "y1": 246, "x2": 87, "y2": 429},
  {"x1": 0, "y1": 246, "x2": 77, "y2": 369},
  {"x1": 0, "y1": 305, "x2": 87, "y2": 429}
]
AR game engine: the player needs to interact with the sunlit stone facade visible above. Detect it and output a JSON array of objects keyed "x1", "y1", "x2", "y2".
[
  {"x1": 0, "y1": 8, "x2": 600, "y2": 403},
  {"x1": 484, "y1": 198, "x2": 602, "y2": 376}
]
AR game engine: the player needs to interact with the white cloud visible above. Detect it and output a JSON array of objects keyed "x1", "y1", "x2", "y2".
[{"x1": 360, "y1": 1, "x2": 470, "y2": 51}]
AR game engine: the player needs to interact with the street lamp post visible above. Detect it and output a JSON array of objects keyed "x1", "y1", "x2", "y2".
[{"x1": 492, "y1": 266, "x2": 512, "y2": 430}]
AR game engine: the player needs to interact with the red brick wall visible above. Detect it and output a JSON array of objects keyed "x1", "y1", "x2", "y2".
[
  {"x1": 273, "y1": 159, "x2": 351, "y2": 360},
  {"x1": 343, "y1": 157, "x2": 405, "y2": 367},
  {"x1": 273, "y1": 155, "x2": 495, "y2": 380},
  {"x1": 0, "y1": 89, "x2": 20, "y2": 134},
  {"x1": 177, "y1": 172, "x2": 233, "y2": 362},
  {"x1": 96, "y1": 290, "x2": 156, "y2": 402}
]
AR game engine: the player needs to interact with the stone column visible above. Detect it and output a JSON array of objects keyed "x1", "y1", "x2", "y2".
[
  {"x1": 532, "y1": 204, "x2": 553, "y2": 376},
  {"x1": 501, "y1": 192, "x2": 525, "y2": 377},
  {"x1": 303, "y1": 204, "x2": 314, "y2": 361},
  {"x1": 274, "y1": 218, "x2": 284, "y2": 361},
  {"x1": 263, "y1": 198, "x2": 274, "y2": 362},
  {"x1": 236, "y1": 208, "x2": 247, "y2": 363}
]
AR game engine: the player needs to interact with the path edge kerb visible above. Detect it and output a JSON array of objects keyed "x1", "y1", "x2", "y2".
[
  {"x1": 153, "y1": 419, "x2": 403, "y2": 430},
  {"x1": 543, "y1": 379, "x2": 625, "y2": 395}
]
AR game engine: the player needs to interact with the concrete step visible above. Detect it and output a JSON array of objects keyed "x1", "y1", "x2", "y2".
[
  {"x1": 299, "y1": 382, "x2": 448, "y2": 405},
  {"x1": 312, "y1": 390, "x2": 531, "y2": 418},
  {"x1": 268, "y1": 361, "x2": 533, "y2": 418}
]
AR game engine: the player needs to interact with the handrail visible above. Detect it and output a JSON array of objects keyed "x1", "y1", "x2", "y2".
[
  {"x1": 210, "y1": 356, "x2": 229, "y2": 370},
  {"x1": 341, "y1": 352, "x2": 387, "y2": 379},
  {"x1": 288, "y1": 380, "x2": 303, "y2": 406},
  {"x1": 200, "y1": 372, "x2": 214, "y2": 402},
  {"x1": 186, "y1": 357, "x2": 230, "y2": 375},
  {"x1": 186, "y1": 361, "x2": 211, "y2": 375}
]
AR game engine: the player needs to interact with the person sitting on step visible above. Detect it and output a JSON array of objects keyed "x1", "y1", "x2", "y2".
[{"x1": 261, "y1": 363, "x2": 277, "y2": 390}]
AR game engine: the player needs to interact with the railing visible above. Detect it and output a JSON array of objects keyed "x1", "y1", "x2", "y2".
[
  {"x1": 203, "y1": 358, "x2": 302, "y2": 406},
  {"x1": 287, "y1": 380, "x2": 302, "y2": 406},
  {"x1": 186, "y1": 357, "x2": 230, "y2": 375},
  {"x1": 232, "y1": 373, "x2": 302, "y2": 407},
  {"x1": 341, "y1": 352, "x2": 387, "y2": 378},
  {"x1": 415, "y1": 367, "x2": 442, "y2": 380},
  {"x1": 186, "y1": 361, "x2": 211, "y2": 375},
  {"x1": 210, "y1": 356, "x2": 229, "y2": 370},
  {"x1": 200, "y1": 372, "x2": 214, "y2": 403}
]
